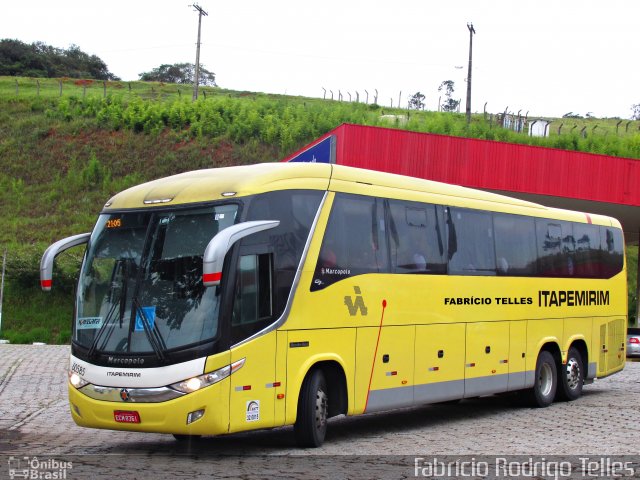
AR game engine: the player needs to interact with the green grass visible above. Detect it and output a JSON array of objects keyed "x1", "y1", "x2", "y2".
[{"x1": 1, "y1": 75, "x2": 639, "y2": 343}]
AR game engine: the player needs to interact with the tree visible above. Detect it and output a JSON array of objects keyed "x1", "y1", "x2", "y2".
[
  {"x1": 438, "y1": 80, "x2": 460, "y2": 112},
  {"x1": 408, "y1": 92, "x2": 425, "y2": 110},
  {"x1": 631, "y1": 104, "x2": 640, "y2": 121},
  {"x1": 0, "y1": 39, "x2": 119, "y2": 80},
  {"x1": 138, "y1": 63, "x2": 217, "y2": 86}
]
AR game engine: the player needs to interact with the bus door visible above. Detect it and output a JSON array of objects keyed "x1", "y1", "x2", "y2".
[{"x1": 228, "y1": 252, "x2": 278, "y2": 433}]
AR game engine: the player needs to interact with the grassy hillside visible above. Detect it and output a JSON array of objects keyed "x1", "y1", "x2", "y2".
[{"x1": 0, "y1": 76, "x2": 638, "y2": 343}]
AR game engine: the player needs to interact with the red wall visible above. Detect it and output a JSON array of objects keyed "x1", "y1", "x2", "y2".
[{"x1": 286, "y1": 123, "x2": 640, "y2": 207}]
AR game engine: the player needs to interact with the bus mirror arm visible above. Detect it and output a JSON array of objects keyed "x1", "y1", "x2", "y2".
[
  {"x1": 40, "y1": 233, "x2": 91, "y2": 292},
  {"x1": 203, "y1": 220, "x2": 280, "y2": 287}
]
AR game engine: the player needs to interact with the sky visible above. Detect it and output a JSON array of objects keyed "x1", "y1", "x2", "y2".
[{"x1": 2, "y1": 0, "x2": 639, "y2": 119}]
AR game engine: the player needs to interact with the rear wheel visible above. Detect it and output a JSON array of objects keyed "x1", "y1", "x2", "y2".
[
  {"x1": 556, "y1": 347, "x2": 584, "y2": 401},
  {"x1": 294, "y1": 369, "x2": 328, "y2": 448},
  {"x1": 524, "y1": 350, "x2": 557, "y2": 407}
]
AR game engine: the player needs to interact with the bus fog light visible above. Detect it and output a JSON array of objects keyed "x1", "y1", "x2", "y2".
[
  {"x1": 187, "y1": 409, "x2": 205, "y2": 424},
  {"x1": 71, "y1": 403, "x2": 82, "y2": 417}
]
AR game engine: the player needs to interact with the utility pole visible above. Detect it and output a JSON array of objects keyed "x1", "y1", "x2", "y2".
[
  {"x1": 191, "y1": 3, "x2": 208, "y2": 101},
  {"x1": 0, "y1": 249, "x2": 6, "y2": 337},
  {"x1": 465, "y1": 22, "x2": 476, "y2": 124}
]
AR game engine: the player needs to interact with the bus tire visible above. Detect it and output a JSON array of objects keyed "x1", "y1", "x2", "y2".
[
  {"x1": 556, "y1": 347, "x2": 584, "y2": 401},
  {"x1": 294, "y1": 369, "x2": 328, "y2": 448},
  {"x1": 525, "y1": 350, "x2": 557, "y2": 408}
]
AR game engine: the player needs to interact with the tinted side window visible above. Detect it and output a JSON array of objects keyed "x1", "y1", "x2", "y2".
[
  {"x1": 536, "y1": 220, "x2": 573, "y2": 277},
  {"x1": 234, "y1": 189, "x2": 323, "y2": 342},
  {"x1": 447, "y1": 207, "x2": 495, "y2": 275},
  {"x1": 493, "y1": 213, "x2": 536, "y2": 276},
  {"x1": 600, "y1": 226, "x2": 624, "y2": 278},
  {"x1": 312, "y1": 193, "x2": 388, "y2": 291},
  {"x1": 388, "y1": 200, "x2": 446, "y2": 274},
  {"x1": 573, "y1": 223, "x2": 601, "y2": 277}
]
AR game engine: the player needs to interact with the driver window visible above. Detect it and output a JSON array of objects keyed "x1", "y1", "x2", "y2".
[{"x1": 231, "y1": 253, "x2": 273, "y2": 344}]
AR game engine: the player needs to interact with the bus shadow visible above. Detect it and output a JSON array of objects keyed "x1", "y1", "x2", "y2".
[{"x1": 102, "y1": 393, "x2": 545, "y2": 455}]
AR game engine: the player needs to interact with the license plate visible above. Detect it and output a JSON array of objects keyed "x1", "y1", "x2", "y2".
[{"x1": 114, "y1": 410, "x2": 141, "y2": 423}]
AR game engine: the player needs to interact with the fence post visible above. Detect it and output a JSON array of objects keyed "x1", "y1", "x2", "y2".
[
  {"x1": 103, "y1": 81, "x2": 107, "y2": 98},
  {"x1": 83, "y1": 83, "x2": 86, "y2": 98},
  {"x1": 59, "y1": 80, "x2": 63, "y2": 97},
  {"x1": 15, "y1": 79, "x2": 18, "y2": 95},
  {"x1": 37, "y1": 80, "x2": 40, "y2": 96}
]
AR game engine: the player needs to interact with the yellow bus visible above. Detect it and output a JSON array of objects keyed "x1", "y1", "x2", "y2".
[{"x1": 41, "y1": 162, "x2": 627, "y2": 447}]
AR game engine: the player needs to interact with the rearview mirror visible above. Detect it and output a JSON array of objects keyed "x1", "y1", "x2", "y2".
[{"x1": 40, "y1": 233, "x2": 91, "y2": 291}]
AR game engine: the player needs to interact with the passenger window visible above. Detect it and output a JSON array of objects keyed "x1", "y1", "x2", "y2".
[
  {"x1": 600, "y1": 226, "x2": 624, "y2": 278},
  {"x1": 493, "y1": 213, "x2": 536, "y2": 276},
  {"x1": 536, "y1": 220, "x2": 573, "y2": 277},
  {"x1": 573, "y1": 223, "x2": 601, "y2": 277},
  {"x1": 388, "y1": 200, "x2": 446, "y2": 274},
  {"x1": 447, "y1": 207, "x2": 495, "y2": 275},
  {"x1": 312, "y1": 193, "x2": 388, "y2": 291},
  {"x1": 231, "y1": 253, "x2": 273, "y2": 344}
]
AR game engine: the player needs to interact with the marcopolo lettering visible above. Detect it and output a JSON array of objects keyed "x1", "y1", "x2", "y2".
[{"x1": 538, "y1": 290, "x2": 610, "y2": 307}]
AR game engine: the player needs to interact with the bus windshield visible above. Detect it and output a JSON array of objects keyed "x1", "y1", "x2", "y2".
[{"x1": 75, "y1": 204, "x2": 238, "y2": 355}]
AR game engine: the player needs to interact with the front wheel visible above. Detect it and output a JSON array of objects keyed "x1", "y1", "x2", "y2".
[
  {"x1": 294, "y1": 369, "x2": 328, "y2": 448},
  {"x1": 524, "y1": 350, "x2": 557, "y2": 408},
  {"x1": 556, "y1": 347, "x2": 584, "y2": 401}
]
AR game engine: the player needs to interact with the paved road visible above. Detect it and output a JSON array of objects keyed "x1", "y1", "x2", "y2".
[{"x1": 1, "y1": 345, "x2": 639, "y2": 479}]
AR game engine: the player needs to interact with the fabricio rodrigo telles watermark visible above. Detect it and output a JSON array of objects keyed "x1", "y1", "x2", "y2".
[{"x1": 414, "y1": 457, "x2": 637, "y2": 479}]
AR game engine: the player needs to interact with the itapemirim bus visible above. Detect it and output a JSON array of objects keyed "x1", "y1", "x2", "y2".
[{"x1": 41, "y1": 162, "x2": 627, "y2": 447}]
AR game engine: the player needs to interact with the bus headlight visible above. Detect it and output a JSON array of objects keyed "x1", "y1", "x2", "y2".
[
  {"x1": 69, "y1": 371, "x2": 89, "y2": 389},
  {"x1": 170, "y1": 358, "x2": 245, "y2": 393}
]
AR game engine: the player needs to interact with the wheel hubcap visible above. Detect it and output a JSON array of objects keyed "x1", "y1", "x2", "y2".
[
  {"x1": 315, "y1": 388, "x2": 328, "y2": 431},
  {"x1": 565, "y1": 358, "x2": 581, "y2": 390},
  {"x1": 539, "y1": 363, "x2": 553, "y2": 397}
]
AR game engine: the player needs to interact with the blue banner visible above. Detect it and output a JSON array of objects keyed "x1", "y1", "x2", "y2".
[{"x1": 288, "y1": 135, "x2": 334, "y2": 164}]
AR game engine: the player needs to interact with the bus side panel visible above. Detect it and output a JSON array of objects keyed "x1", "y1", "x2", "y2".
[
  {"x1": 593, "y1": 317, "x2": 626, "y2": 378},
  {"x1": 607, "y1": 317, "x2": 626, "y2": 374},
  {"x1": 274, "y1": 330, "x2": 288, "y2": 426},
  {"x1": 525, "y1": 318, "x2": 563, "y2": 386},
  {"x1": 562, "y1": 317, "x2": 591, "y2": 364},
  {"x1": 508, "y1": 321, "x2": 527, "y2": 391},
  {"x1": 414, "y1": 323, "x2": 465, "y2": 404},
  {"x1": 361, "y1": 325, "x2": 415, "y2": 413},
  {"x1": 228, "y1": 331, "x2": 277, "y2": 434},
  {"x1": 464, "y1": 321, "x2": 509, "y2": 397},
  {"x1": 284, "y1": 328, "x2": 356, "y2": 426}
]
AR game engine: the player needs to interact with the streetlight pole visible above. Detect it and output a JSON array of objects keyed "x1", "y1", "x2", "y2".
[
  {"x1": 465, "y1": 22, "x2": 476, "y2": 124},
  {"x1": 192, "y1": 4, "x2": 208, "y2": 101}
]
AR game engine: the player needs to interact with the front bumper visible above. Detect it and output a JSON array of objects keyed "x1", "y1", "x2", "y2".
[{"x1": 68, "y1": 378, "x2": 231, "y2": 435}]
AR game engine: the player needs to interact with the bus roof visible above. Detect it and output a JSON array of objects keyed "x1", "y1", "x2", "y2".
[{"x1": 103, "y1": 162, "x2": 618, "y2": 227}]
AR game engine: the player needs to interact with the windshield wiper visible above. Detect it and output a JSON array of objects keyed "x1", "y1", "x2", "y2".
[
  {"x1": 87, "y1": 289, "x2": 123, "y2": 359},
  {"x1": 132, "y1": 297, "x2": 167, "y2": 363},
  {"x1": 87, "y1": 259, "x2": 130, "y2": 359}
]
